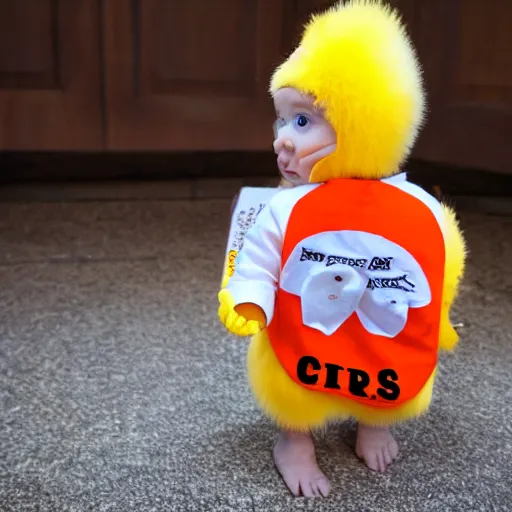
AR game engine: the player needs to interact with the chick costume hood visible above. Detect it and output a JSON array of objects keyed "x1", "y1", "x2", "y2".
[{"x1": 270, "y1": 0, "x2": 426, "y2": 182}]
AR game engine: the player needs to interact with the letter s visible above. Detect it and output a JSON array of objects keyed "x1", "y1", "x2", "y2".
[{"x1": 377, "y1": 369, "x2": 400, "y2": 401}]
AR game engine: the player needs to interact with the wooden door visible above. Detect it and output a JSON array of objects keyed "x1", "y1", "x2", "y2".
[
  {"x1": 0, "y1": 0, "x2": 103, "y2": 151},
  {"x1": 103, "y1": 0, "x2": 332, "y2": 151},
  {"x1": 395, "y1": 0, "x2": 512, "y2": 175},
  {"x1": 281, "y1": 0, "x2": 334, "y2": 49}
]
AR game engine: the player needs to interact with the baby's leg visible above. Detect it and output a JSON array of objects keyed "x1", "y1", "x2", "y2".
[
  {"x1": 355, "y1": 423, "x2": 399, "y2": 472},
  {"x1": 247, "y1": 331, "x2": 338, "y2": 497},
  {"x1": 273, "y1": 429, "x2": 331, "y2": 497},
  {"x1": 273, "y1": 176, "x2": 331, "y2": 496},
  {"x1": 351, "y1": 370, "x2": 437, "y2": 473}
]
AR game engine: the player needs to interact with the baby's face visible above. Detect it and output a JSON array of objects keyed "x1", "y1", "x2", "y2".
[{"x1": 273, "y1": 88, "x2": 337, "y2": 185}]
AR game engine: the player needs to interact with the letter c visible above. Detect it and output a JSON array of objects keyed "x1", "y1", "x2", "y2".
[{"x1": 297, "y1": 356, "x2": 321, "y2": 385}]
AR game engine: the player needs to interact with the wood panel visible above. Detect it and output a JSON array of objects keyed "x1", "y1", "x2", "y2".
[
  {"x1": 0, "y1": 0, "x2": 103, "y2": 151},
  {"x1": 281, "y1": 0, "x2": 334, "y2": 52},
  {"x1": 403, "y1": 0, "x2": 512, "y2": 174},
  {"x1": 104, "y1": 0, "x2": 331, "y2": 151}
]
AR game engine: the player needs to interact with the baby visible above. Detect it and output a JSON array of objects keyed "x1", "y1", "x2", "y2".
[{"x1": 219, "y1": 0, "x2": 466, "y2": 498}]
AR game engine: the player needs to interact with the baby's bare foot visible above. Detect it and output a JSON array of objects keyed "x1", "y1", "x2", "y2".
[
  {"x1": 273, "y1": 430, "x2": 331, "y2": 497},
  {"x1": 355, "y1": 423, "x2": 399, "y2": 473}
]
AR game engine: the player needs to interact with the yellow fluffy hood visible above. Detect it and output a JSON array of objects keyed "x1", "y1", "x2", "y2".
[{"x1": 270, "y1": 0, "x2": 425, "y2": 182}]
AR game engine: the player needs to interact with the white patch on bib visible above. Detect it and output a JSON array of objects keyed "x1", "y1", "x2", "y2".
[{"x1": 280, "y1": 231, "x2": 431, "y2": 338}]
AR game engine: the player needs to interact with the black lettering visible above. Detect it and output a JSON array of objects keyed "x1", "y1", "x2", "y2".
[
  {"x1": 367, "y1": 274, "x2": 415, "y2": 292},
  {"x1": 297, "y1": 356, "x2": 321, "y2": 385},
  {"x1": 377, "y1": 369, "x2": 401, "y2": 401},
  {"x1": 324, "y1": 363, "x2": 344, "y2": 389},
  {"x1": 256, "y1": 203, "x2": 266, "y2": 216},
  {"x1": 347, "y1": 368, "x2": 370, "y2": 397},
  {"x1": 368, "y1": 256, "x2": 393, "y2": 271},
  {"x1": 326, "y1": 255, "x2": 368, "y2": 268},
  {"x1": 356, "y1": 259, "x2": 368, "y2": 268},
  {"x1": 325, "y1": 255, "x2": 340, "y2": 267},
  {"x1": 300, "y1": 247, "x2": 325, "y2": 263},
  {"x1": 400, "y1": 275, "x2": 416, "y2": 290}
]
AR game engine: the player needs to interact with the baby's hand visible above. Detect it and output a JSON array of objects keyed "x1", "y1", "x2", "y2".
[{"x1": 218, "y1": 289, "x2": 266, "y2": 336}]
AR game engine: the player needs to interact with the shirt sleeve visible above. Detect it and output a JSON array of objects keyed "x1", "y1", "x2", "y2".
[{"x1": 225, "y1": 200, "x2": 283, "y2": 325}]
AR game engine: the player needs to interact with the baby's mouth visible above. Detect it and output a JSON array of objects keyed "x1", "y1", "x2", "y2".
[{"x1": 282, "y1": 170, "x2": 299, "y2": 178}]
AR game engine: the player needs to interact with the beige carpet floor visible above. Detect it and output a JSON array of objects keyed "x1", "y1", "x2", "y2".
[{"x1": 0, "y1": 188, "x2": 511, "y2": 511}]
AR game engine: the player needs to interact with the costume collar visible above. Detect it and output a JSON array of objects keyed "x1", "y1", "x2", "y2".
[{"x1": 382, "y1": 172, "x2": 407, "y2": 184}]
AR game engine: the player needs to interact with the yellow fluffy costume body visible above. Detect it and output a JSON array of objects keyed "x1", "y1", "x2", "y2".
[{"x1": 219, "y1": 0, "x2": 467, "y2": 431}]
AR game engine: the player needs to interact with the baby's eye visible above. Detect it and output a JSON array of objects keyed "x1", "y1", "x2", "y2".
[{"x1": 294, "y1": 114, "x2": 310, "y2": 129}]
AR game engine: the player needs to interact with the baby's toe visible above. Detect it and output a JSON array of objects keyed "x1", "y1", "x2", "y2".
[
  {"x1": 383, "y1": 446, "x2": 393, "y2": 466},
  {"x1": 377, "y1": 451, "x2": 387, "y2": 472},
  {"x1": 300, "y1": 479, "x2": 315, "y2": 498},
  {"x1": 316, "y1": 476, "x2": 331, "y2": 497},
  {"x1": 365, "y1": 452, "x2": 380, "y2": 472}
]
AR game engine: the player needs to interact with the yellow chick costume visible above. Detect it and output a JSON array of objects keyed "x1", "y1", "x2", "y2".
[{"x1": 219, "y1": 0, "x2": 466, "y2": 430}]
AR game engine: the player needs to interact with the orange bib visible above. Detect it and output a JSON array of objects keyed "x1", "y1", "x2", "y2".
[{"x1": 266, "y1": 179, "x2": 445, "y2": 408}]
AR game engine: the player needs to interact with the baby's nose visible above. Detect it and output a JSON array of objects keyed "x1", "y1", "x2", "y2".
[{"x1": 273, "y1": 137, "x2": 295, "y2": 154}]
